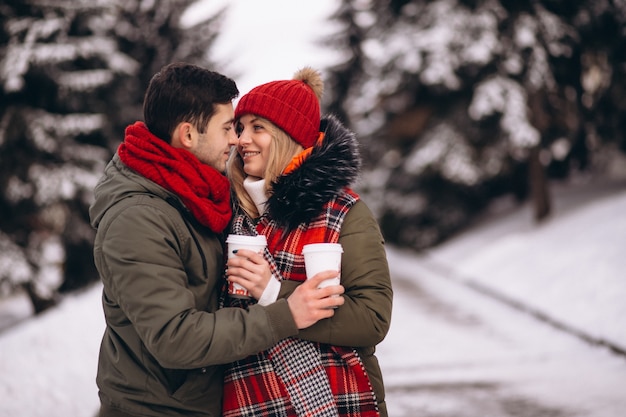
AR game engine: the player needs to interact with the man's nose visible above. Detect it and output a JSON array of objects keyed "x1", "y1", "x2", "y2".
[{"x1": 228, "y1": 128, "x2": 238, "y2": 145}]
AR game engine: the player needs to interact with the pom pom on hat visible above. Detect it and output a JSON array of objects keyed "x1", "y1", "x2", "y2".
[{"x1": 235, "y1": 67, "x2": 323, "y2": 149}]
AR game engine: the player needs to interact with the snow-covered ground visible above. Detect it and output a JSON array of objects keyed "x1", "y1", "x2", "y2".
[
  {"x1": 428, "y1": 177, "x2": 626, "y2": 353},
  {"x1": 0, "y1": 177, "x2": 624, "y2": 417}
]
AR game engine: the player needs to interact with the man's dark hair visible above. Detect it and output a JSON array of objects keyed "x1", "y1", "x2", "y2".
[{"x1": 143, "y1": 62, "x2": 239, "y2": 142}]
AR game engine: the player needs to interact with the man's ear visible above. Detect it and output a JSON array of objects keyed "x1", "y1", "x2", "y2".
[{"x1": 171, "y1": 122, "x2": 194, "y2": 149}]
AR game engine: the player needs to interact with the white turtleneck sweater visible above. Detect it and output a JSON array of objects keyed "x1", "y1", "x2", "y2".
[
  {"x1": 243, "y1": 176, "x2": 268, "y2": 216},
  {"x1": 242, "y1": 177, "x2": 280, "y2": 306}
]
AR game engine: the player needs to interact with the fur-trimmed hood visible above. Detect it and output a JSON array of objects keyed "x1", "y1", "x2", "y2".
[{"x1": 267, "y1": 114, "x2": 361, "y2": 230}]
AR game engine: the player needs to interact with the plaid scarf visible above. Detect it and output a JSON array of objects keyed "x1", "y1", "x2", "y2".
[
  {"x1": 223, "y1": 188, "x2": 379, "y2": 417},
  {"x1": 118, "y1": 121, "x2": 231, "y2": 233}
]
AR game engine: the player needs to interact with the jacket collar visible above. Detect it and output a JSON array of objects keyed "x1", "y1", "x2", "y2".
[{"x1": 266, "y1": 114, "x2": 361, "y2": 230}]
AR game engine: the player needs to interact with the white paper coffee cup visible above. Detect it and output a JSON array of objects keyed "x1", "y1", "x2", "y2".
[
  {"x1": 226, "y1": 234, "x2": 267, "y2": 298},
  {"x1": 302, "y1": 243, "x2": 343, "y2": 289}
]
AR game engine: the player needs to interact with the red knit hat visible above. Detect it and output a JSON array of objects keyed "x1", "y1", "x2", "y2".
[{"x1": 235, "y1": 67, "x2": 323, "y2": 149}]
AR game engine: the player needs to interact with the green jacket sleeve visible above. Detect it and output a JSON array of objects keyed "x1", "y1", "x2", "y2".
[
  {"x1": 279, "y1": 200, "x2": 393, "y2": 347},
  {"x1": 97, "y1": 199, "x2": 297, "y2": 369}
]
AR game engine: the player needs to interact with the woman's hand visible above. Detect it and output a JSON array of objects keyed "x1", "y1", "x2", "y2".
[{"x1": 226, "y1": 248, "x2": 272, "y2": 300}]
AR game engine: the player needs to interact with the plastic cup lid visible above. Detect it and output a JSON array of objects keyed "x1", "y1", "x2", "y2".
[{"x1": 302, "y1": 243, "x2": 343, "y2": 254}]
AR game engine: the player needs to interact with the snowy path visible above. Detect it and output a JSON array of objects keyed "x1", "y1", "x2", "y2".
[{"x1": 381, "y1": 249, "x2": 626, "y2": 417}]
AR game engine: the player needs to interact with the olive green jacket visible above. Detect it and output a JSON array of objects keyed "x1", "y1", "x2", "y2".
[{"x1": 90, "y1": 154, "x2": 298, "y2": 417}]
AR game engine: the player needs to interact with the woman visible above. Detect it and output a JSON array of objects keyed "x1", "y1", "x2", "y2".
[{"x1": 223, "y1": 67, "x2": 393, "y2": 417}]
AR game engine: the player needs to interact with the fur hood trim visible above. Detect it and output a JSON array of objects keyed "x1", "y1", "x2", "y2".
[{"x1": 267, "y1": 114, "x2": 361, "y2": 229}]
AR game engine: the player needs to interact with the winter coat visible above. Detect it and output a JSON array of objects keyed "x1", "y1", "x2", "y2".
[
  {"x1": 89, "y1": 154, "x2": 298, "y2": 417},
  {"x1": 230, "y1": 115, "x2": 393, "y2": 416}
]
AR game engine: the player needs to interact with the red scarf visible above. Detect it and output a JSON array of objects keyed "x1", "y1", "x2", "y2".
[{"x1": 118, "y1": 121, "x2": 231, "y2": 233}]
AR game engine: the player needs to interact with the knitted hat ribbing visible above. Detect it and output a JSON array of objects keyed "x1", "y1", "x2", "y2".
[{"x1": 235, "y1": 67, "x2": 323, "y2": 149}]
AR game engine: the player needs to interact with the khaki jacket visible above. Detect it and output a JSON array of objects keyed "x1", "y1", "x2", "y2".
[{"x1": 90, "y1": 155, "x2": 297, "y2": 416}]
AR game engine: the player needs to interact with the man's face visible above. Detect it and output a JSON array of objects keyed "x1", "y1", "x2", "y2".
[{"x1": 192, "y1": 103, "x2": 237, "y2": 173}]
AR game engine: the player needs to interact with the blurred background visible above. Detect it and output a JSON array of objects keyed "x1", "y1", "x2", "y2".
[{"x1": 1, "y1": 0, "x2": 625, "y2": 319}]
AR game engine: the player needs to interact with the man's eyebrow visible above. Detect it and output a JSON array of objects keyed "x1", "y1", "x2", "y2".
[{"x1": 223, "y1": 118, "x2": 235, "y2": 126}]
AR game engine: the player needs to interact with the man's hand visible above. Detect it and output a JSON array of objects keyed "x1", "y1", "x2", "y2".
[{"x1": 287, "y1": 271, "x2": 345, "y2": 329}]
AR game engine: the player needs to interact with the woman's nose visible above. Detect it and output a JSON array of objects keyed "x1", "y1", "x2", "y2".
[{"x1": 237, "y1": 131, "x2": 251, "y2": 145}]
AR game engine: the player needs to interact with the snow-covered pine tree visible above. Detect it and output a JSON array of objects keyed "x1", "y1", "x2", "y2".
[
  {"x1": 324, "y1": 0, "x2": 626, "y2": 250},
  {"x1": 0, "y1": 0, "x2": 225, "y2": 313}
]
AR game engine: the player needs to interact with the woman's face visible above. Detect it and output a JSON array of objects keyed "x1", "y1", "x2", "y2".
[{"x1": 236, "y1": 114, "x2": 272, "y2": 179}]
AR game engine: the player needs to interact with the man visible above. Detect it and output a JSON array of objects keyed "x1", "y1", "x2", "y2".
[{"x1": 89, "y1": 62, "x2": 344, "y2": 417}]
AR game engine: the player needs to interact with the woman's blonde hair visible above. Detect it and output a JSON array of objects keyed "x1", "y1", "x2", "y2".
[{"x1": 227, "y1": 117, "x2": 304, "y2": 219}]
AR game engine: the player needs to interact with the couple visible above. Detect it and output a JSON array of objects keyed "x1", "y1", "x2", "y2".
[{"x1": 89, "y1": 62, "x2": 393, "y2": 417}]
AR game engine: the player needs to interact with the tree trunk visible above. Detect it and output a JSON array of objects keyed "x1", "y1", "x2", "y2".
[
  {"x1": 21, "y1": 282, "x2": 58, "y2": 315},
  {"x1": 529, "y1": 146, "x2": 551, "y2": 221}
]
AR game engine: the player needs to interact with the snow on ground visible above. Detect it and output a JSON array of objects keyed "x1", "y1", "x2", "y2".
[
  {"x1": 428, "y1": 178, "x2": 626, "y2": 352},
  {"x1": 0, "y1": 285, "x2": 104, "y2": 417},
  {"x1": 0, "y1": 178, "x2": 625, "y2": 417},
  {"x1": 381, "y1": 246, "x2": 626, "y2": 417}
]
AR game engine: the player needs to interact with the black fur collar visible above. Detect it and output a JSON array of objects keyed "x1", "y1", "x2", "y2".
[{"x1": 266, "y1": 114, "x2": 361, "y2": 230}]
